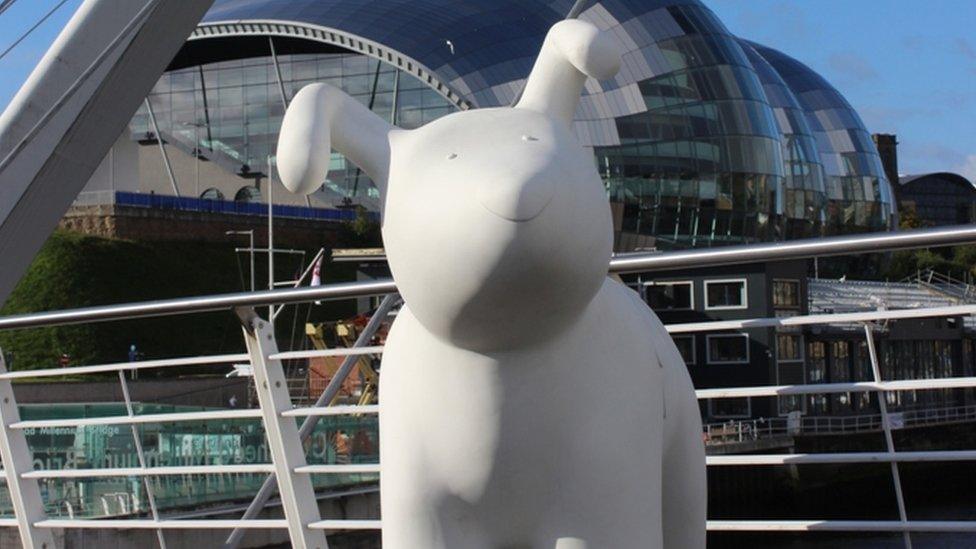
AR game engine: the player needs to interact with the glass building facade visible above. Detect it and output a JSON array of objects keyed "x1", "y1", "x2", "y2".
[
  {"x1": 739, "y1": 41, "x2": 828, "y2": 239},
  {"x1": 131, "y1": 51, "x2": 457, "y2": 208},
  {"x1": 125, "y1": 0, "x2": 894, "y2": 248},
  {"x1": 747, "y1": 41, "x2": 895, "y2": 234}
]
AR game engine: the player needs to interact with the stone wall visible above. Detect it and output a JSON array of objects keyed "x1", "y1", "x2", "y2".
[{"x1": 59, "y1": 204, "x2": 341, "y2": 249}]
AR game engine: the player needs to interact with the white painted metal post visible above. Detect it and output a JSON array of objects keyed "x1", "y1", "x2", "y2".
[
  {"x1": 237, "y1": 309, "x2": 327, "y2": 549},
  {"x1": 267, "y1": 155, "x2": 275, "y2": 327},
  {"x1": 0, "y1": 351, "x2": 55, "y2": 549},
  {"x1": 117, "y1": 370, "x2": 166, "y2": 548},
  {"x1": 863, "y1": 324, "x2": 913, "y2": 549},
  {"x1": 224, "y1": 293, "x2": 397, "y2": 549}
]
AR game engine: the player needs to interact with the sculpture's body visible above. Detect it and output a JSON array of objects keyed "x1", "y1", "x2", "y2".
[{"x1": 278, "y1": 19, "x2": 705, "y2": 549}]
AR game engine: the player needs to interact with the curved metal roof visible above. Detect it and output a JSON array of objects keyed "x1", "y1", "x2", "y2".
[
  {"x1": 199, "y1": 0, "x2": 713, "y2": 109},
  {"x1": 184, "y1": 0, "x2": 895, "y2": 237},
  {"x1": 899, "y1": 172, "x2": 976, "y2": 190}
]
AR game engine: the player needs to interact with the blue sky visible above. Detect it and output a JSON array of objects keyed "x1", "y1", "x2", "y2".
[
  {"x1": 0, "y1": 0, "x2": 82, "y2": 106},
  {"x1": 707, "y1": 0, "x2": 976, "y2": 180},
  {"x1": 1, "y1": 0, "x2": 974, "y2": 180}
]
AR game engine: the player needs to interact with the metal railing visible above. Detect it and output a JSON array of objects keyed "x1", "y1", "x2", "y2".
[
  {"x1": 704, "y1": 403, "x2": 976, "y2": 443},
  {"x1": 911, "y1": 267, "x2": 976, "y2": 303},
  {"x1": 0, "y1": 225, "x2": 976, "y2": 548}
]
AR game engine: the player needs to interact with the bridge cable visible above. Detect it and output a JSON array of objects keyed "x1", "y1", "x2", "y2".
[
  {"x1": 0, "y1": 0, "x2": 20, "y2": 18},
  {"x1": 0, "y1": 0, "x2": 71, "y2": 63}
]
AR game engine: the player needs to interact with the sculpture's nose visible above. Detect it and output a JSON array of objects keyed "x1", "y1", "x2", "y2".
[{"x1": 475, "y1": 169, "x2": 555, "y2": 222}]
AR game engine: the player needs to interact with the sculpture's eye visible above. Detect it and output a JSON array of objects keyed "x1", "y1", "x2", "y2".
[
  {"x1": 521, "y1": 135, "x2": 538, "y2": 142},
  {"x1": 447, "y1": 153, "x2": 458, "y2": 160}
]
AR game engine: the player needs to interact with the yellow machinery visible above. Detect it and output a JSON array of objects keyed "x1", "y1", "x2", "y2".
[{"x1": 305, "y1": 319, "x2": 380, "y2": 407}]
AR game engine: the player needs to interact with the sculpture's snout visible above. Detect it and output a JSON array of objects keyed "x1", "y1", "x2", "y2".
[{"x1": 475, "y1": 168, "x2": 555, "y2": 222}]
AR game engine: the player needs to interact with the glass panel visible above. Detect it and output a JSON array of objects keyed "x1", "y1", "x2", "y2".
[
  {"x1": 772, "y1": 279, "x2": 799, "y2": 308},
  {"x1": 711, "y1": 397, "x2": 750, "y2": 418},
  {"x1": 706, "y1": 280, "x2": 745, "y2": 308},
  {"x1": 672, "y1": 335, "x2": 695, "y2": 364},
  {"x1": 645, "y1": 281, "x2": 693, "y2": 310},
  {"x1": 708, "y1": 335, "x2": 748, "y2": 363},
  {"x1": 777, "y1": 334, "x2": 802, "y2": 361}
]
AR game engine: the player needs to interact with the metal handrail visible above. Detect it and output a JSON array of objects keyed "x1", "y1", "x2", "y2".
[
  {"x1": 1, "y1": 224, "x2": 976, "y2": 331},
  {"x1": 2, "y1": 225, "x2": 976, "y2": 544}
]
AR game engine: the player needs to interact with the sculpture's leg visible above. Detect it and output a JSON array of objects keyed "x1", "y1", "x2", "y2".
[
  {"x1": 661, "y1": 393, "x2": 707, "y2": 548},
  {"x1": 554, "y1": 537, "x2": 588, "y2": 549},
  {"x1": 381, "y1": 465, "x2": 491, "y2": 549},
  {"x1": 380, "y1": 501, "x2": 442, "y2": 549}
]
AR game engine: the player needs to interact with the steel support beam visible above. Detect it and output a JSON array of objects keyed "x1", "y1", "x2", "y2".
[
  {"x1": 863, "y1": 324, "x2": 913, "y2": 549},
  {"x1": 1, "y1": 225, "x2": 976, "y2": 331},
  {"x1": 237, "y1": 309, "x2": 327, "y2": 549},
  {"x1": 0, "y1": 352, "x2": 55, "y2": 549},
  {"x1": 144, "y1": 97, "x2": 180, "y2": 197},
  {"x1": 0, "y1": 0, "x2": 214, "y2": 309},
  {"x1": 117, "y1": 370, "x2": 167, "y2": 548}
]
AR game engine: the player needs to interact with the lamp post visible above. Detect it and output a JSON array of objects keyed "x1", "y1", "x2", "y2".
[{"x1": 226, "y1": 230, "x2": 255, "y2": 292}]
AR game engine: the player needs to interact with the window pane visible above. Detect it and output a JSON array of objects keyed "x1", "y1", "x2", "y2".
[
  {"x1": 712, "y1": 397, "x2": 750, "y2": 418},
  {"x1": 646, "y1": 282, "x2": 693, "y2": 310},
  {"x1": 773, "y1": 280, "x2": 799, "y2": 308},
  {"x1": 706, "y1": 280, "x2": 745, "y2": 308},
  {"x1": 777, "y1": 334, "x2": 802, "y2": 361},
  {"x1": 672, "y1": 336, "x2": 695, "y2": 364},
  {"x1": 709, "y1": 335, "x2": 748, "y2": 363}
]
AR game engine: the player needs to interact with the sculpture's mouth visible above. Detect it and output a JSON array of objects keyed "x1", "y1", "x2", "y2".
[{"x1": 475, "y1": 173, "x2": 555, "y2": 222}]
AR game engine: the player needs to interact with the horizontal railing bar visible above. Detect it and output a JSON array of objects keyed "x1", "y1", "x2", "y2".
[
  {"x1": 22, "y1": 465, "x2": 275, "y2": 478},
  {"x1": 281, "y1": 405, "x2": 379, "y2": 417},
  {"x1": 1, "y1": 225, "x2": 974, "y2": 332},
  {"x1": 611, "y1": 224, "x2": 976, "y2": 275},
  {"x1": 0, "y1": 279, "x2": 398, "y2": 331},
  {"x1": 35, "y1": 519, "x2": 288, "y2": 529},
  {"x1": 14, "y1": 519, "x2": 974, "y2": 532},
  {"x1": 270, "y1": 346, "x2": 385, "y2": 361},
  {"x1": 0, "y1": 519, "x2": 17, "y2": 527},
  {"x1": 706, "y1": 450, "x2": 976, "y2": 466},
  {"x1": 11, "y1": 408, "x2": 262, "y2": 429},
  {"x1": 696, "y1": 376, "x2": 976, "y2": 399},
  {"x1": 294, "y1": 464, "x2": 380, "y2": 474},
  {"x1": 0, "y1": 353, "x2": 248, "y2": 380},
  {"x1": 307, "y1": 519, "x2": 382, "y2": 530},
  {"x1": 706, "y1": 520, "x2": 976, "y2": 532},
  {"x1": 667, "y1": 304, "x2": 976, "y2": 334}
]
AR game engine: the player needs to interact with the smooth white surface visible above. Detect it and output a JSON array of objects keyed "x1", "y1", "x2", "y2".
[
  {"x1": 0, "y1": 354, "x2": 56, "y2": 548},
  {"x1": 241, "y1": 317, "x2": 327, "y2": 548},
  {"x1": 279, "y1": 19, "x2": 705, "y2": 548}
]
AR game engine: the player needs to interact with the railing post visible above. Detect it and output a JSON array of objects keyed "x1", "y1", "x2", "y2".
[
  {"x1": 117, "y1": 370, "x2": 166, "y2": 548},
  {"x1": 224, "y1": 293, "x2": 398, "y2": 549},
  {"x1": 237, "y1": 309, "x2": 327, "y2": 549},
  {"x1": 0, "y1": 351, "x2": 55, "y2": 549},
  {"x1": 863, "y1": 324, "x2": 913, "y2": 549}
]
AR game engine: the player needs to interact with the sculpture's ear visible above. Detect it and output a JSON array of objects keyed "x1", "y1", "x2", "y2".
[
  {"x1": 515, "y1": 19, "x2": 621, "y2": 126},
  {"x1": 277, "y1": 83, "x2": 394, "y2": 197}
]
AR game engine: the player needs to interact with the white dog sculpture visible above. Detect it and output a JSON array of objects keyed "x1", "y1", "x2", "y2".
[{"x1": 278, "y1": 19, "x2": 705, "y2": 549}]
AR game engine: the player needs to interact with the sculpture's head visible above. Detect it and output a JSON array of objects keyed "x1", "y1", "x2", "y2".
[{"x1": 278, "y1": 20, "x2": 621, "y2": 351}]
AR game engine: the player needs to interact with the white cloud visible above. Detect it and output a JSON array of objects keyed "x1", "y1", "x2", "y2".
[{"x1": 959, "y1": 155, "x2": 976, "y2": 183}]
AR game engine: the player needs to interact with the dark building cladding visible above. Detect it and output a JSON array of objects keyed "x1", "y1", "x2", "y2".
[
  {"x1": 896, "y1": 173, "x2": 976, "y2": 227},
  {"x1": 176, "y1": 0, "x2": 895, "y2": 252},
  {"x1": 628, "y1": 264, "x2": 976, "y2": 422},
  {"x1": 873, "y1": 133, "x2": 899, "y2": 190}
]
